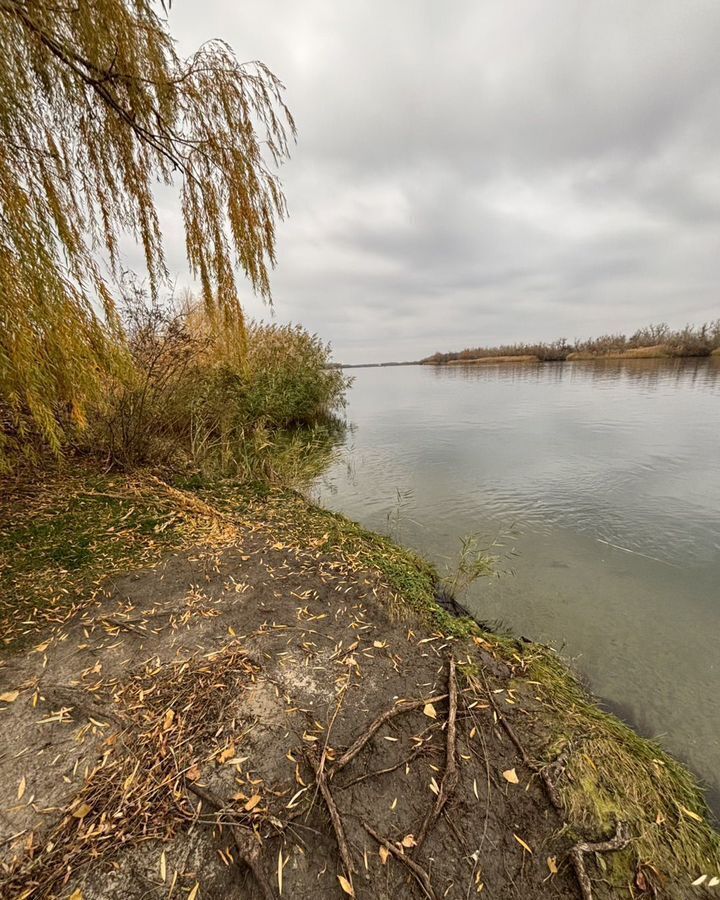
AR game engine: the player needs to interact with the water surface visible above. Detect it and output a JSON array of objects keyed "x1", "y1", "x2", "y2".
[{"x1": 313, "y1": 359, "x2": 720, "y2": 808}]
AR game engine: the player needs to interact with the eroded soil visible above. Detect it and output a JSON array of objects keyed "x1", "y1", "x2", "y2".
[{"x1": 0, "y1": 531, "x2": 582, "y2": 899}]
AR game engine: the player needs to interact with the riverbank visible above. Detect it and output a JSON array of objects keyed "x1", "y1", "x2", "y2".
[
  {"x1": 423, "y1": 346, "x2": 720, "y2": 365},
  {"x1": 1, "y1": 463, "x2": 719, "y2": 898}
]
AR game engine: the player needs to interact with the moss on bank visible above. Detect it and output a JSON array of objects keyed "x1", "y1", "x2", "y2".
[{"x1": 1, "y1": 462, "x2": 719, "y2": 895}]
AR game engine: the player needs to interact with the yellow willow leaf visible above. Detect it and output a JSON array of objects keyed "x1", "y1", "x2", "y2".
[
  {"x1": 218, "y1": 742, "x2": 236, "y2": 764},
  {"x1": 163, "y1": 709, "x2": 175, "y2": 731},
  {"x1": 401, "y1": 834, "x2": 417, "y2": 848},
  {"x1": 423, "y1": 703, "x2": 437, "y2": 719},
  {"x1": 502, "y1": 768, "x2": 519, "y2": 784},
  {"x1": 160, "y1": 850, "x2": 166, "y2": 882},
  {"x1": 513, "y1": 834, "x2": 532, "y2": 854},
  {"x1": 17, "y1": 776, "x2": 26, "y2": 800},
  {"x1": 0, "y1": 691, "x2": 19, "y2": 703},
  {"x1": 547, "y1": 856, "x2": 558, "y2": 875},
  {"x1": 277, "y1": 849, "x2": 283, "y2": 895},
  {"x1": 679, "y1": 804, "x2": 703, "y2": 822},
  {"x1": 68, "y1": 890, "x2": 83, "y2": 900},
  {"x1": 244, "y1": 794, "x2": 262, "y2": 812},
  {"x1": 187, "y1": 882, "x2": 200, "y2": 900},
  {"x1": 337, "y1": 874, "x2": 354, "y2": 896},
  {"x1": 72, "y1": 803, "x2": 92, "y2": 819},
  {"x1": 379, "y1": 846, "x2": 390, "y2": 865}
]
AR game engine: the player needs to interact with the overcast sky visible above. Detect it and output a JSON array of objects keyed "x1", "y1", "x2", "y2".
[{"x1": 129, "y1": 1, "x2": 720, "y2": 363}]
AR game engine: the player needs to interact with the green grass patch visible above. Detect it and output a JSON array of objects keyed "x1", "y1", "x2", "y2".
[{"x1": 523, "y1": 646, "x2": 720, "y2": 891}]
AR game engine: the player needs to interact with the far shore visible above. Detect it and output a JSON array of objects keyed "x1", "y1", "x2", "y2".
[{"x1": 421, "y1": 344, "x2": 720, "y2": 366}]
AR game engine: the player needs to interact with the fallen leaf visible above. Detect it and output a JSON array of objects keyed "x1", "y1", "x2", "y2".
[
  {"x1": 188, "y1": 882, "x2": 200, "y2": 900},
  {"x1": 244, "y1": 794, "x2": 262, "y2": 812},
  {"x1": 401, "y1": 834, "x2": 417, "y2": 848},
  {"x1": 0, "y1": 691, "x2": 19, "y2": 703},
  {"x1": 186, "y1": 764, "x2": 201, "y2": 782},
  {"x1": 709, "y1": 876, "x2": 720, "y2": 887},
  {"x1": 691, "y1": 875, "x2": 707, "y2": 886},
  {"x1": 338, "y1": 874, "x2": 354, "y2": 896},
  {"x1": 160, "y1": 850, "x2": 166, "y2": 882},
  {"x1": 513, "y1": 834, "x2": 532, "y2": 854},
  {"x1": 72, "y1": 802, "x2": 92, "y2": 819},
  {"x1": 17, "y1": 776, "x2": 26, "y2": 800},
  {"x1": 502, "y1": 768, "x2": 519, "y2": 784},
  {"x1": 218, "y1": 742, "x2": 236, "y2": 764},
  {"x1": 547, "y1": 856, "x2": 558, "y2": 875},
  {"x1": 379, "y1": 846, "x2": 390, "y2": 865},
  {"x1": 679, "y1": 804, "x2": 703, "y2": 823},
  {"x1": 278, "y1": 849, "x2": 283, "y2": 895},
  {"x1": 163, "y1": 709, "x2": 175, "y2": 731},
  {"x1": 68, "y1": 891, "x2": 83, "y2": 900},
  {"x1": 423, "y1": 703, "x2": 437, "y2": 719}
]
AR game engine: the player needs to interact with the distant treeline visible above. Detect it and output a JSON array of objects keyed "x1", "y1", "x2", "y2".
[{"x1": 422, "y1": 322, "x2": 720, "y2": 364}]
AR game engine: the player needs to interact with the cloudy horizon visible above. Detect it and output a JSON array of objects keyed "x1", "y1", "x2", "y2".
[{"x1": 124, "y1": 1, "x2": 720, "y2": 364}]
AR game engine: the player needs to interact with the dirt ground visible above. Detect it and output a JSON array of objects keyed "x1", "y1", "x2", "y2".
[{"x1": 0, "y1": 526, "x2": 591, "y2": 900}]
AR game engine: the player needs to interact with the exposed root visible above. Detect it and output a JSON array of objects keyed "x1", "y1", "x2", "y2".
[
  {"x1": 570, "y1": 823, "x2": 630, "y2": 900},
  {"x1": 361, "y1": 820, "x2": 438, "y2": 900},
  {"x1": 306, "y1": 749, "x2": 356, "y2": 879},
  {"x1": 414, "y1": 656, "x2": 458, "y2": 851},
  {"x1": 186, "y1": 782, "x2": 278, "y2": 900},
  {"x1": 477, "y1": 669, "x2": 630, "y2": 900},
  {"x1": 332, "y1": 693, "x2": 448, "y2": 774}
]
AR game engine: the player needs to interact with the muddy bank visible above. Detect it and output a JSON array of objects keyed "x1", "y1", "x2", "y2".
[{"x1": 1, "y1": 467, "x2": 719, "y2": 899}]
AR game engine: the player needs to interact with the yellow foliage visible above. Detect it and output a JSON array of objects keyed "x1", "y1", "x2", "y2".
[{"x1": 0, "y1": 0, "x2": 294, "y2": 461}]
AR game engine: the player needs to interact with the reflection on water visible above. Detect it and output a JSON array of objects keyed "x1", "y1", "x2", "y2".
[{"x1": 313, "y1": 358, "x2": 720, "y2": 810}]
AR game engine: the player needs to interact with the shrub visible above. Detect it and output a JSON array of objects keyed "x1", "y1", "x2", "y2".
[{"x1": 88, "y1": 284, "x2": 349, "y2": 479}]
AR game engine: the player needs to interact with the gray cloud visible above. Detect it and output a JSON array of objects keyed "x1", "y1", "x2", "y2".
[{"x1": 124, "y1": 0, "x2": 720, "y2": 362}]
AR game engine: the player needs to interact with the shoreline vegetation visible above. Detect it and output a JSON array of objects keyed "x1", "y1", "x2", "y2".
[
  {"x1": 2, "y1": 302, "x2": 720, "y2": 898},
  {"x1": 2, "y1": 7, "x2": 719, "y2": 895},
  {"x1": 2, "y1": 461, "x2": 720, "y2": 898},
  {"x1": 421, "y1": 322, "x2": 720, "y2": 366}
]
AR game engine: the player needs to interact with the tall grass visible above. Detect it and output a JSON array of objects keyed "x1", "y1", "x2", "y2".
[
  {"x1": 87, "y1": 283, "x2": 350, "y2": 482},
  {"x1": 423, "y1": 321, "x2": 720, "y2": 364}
]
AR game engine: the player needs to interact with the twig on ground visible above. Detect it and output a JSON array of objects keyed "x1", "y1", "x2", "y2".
[
  {"x1": 338, "y1": 744, "x2": 426, "y2": 790},
  {"x1": 361, "y1": 820, "x2": 437, "y2": 900}
]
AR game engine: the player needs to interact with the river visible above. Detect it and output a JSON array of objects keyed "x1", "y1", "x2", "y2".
[{"x1": 313, "y1": 358, "x2": 720, "y2": 810}]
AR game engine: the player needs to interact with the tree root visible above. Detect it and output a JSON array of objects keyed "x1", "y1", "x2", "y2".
[
  {"x1": 570, "y1": 823, "x2": 630, "y2": 900},
  {"x1": 186, "y1": 781, "x2": 277, "y2": 900},
  {"x1": 361, "y1": 820, "x2": 438, "y2": 900},
  {"x1": 332, "y1": 693, "x2": 448, "y2": 774},
  {"x1": 414, "y1": 657, "x2": 458, "y2": 852},
  {"x1": 306, "y1": 749, "x2": 356, "y2": 879},
  {"x1": 477, "y1": 669, "x2": 629, "y2": 900}
]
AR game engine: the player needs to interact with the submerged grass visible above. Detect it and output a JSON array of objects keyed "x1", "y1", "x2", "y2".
[{"x1": 2, "y1": 463, "x2": 719, "y2": 894}]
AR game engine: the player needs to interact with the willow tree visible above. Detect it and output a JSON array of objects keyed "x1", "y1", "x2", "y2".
[{"x1": 0, "y1": 0, "x2": 294, "y2": 457}]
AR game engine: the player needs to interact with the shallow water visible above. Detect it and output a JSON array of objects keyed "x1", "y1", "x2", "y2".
[{"x1": 313, "y1": 358, "x2": 720, "y2": 809}]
